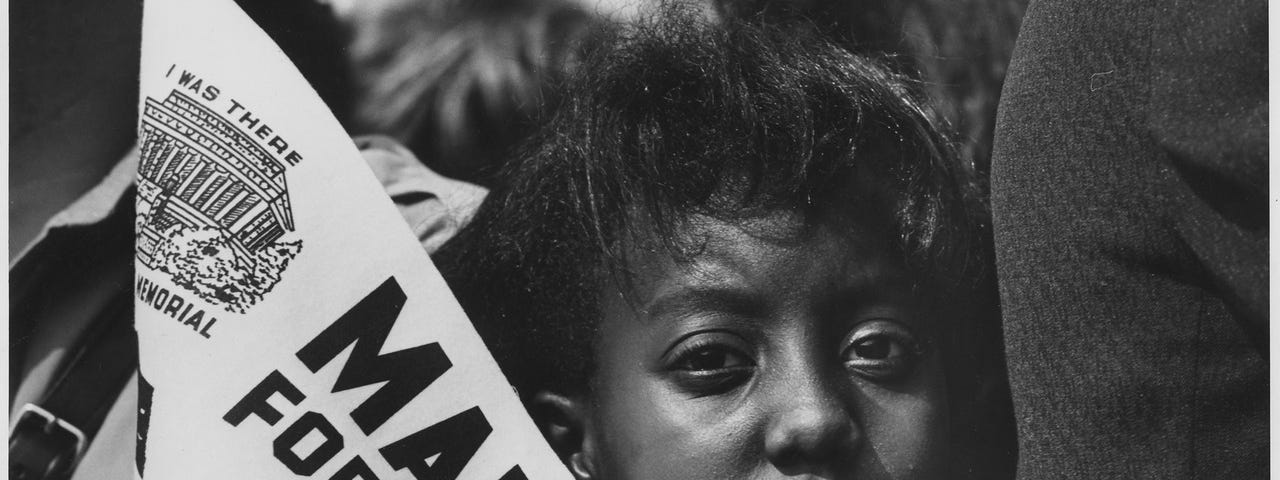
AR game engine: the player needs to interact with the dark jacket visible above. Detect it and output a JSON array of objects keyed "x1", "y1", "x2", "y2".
[{"x1": 991, "y1": 0, "x2": 1267, "y2": 477}]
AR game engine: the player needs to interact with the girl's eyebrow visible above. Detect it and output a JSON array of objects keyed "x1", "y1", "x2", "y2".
[
  {"x1": 640, "y1": 266, "x2": 912, "y2": 323},
  {"x1": 641, "y1": 286, "x2": 766, "y2": 323}
]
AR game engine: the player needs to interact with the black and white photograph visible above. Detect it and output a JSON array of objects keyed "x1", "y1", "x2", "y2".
[{"x1": 9, "y1": 0, "x2": 1269, "y2": 478}]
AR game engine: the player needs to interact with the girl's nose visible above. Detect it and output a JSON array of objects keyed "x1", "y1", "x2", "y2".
[{"x1": 762, "y1": 373, "x2": 863, "y2": 474}]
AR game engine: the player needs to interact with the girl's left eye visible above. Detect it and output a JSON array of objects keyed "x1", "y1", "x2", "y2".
[
  {"x1": 849, "y1": 336, "x2": 902, "y2": 360},
  {"x1": 842, "y1": 320, "x2": 922, "y2": 382}
]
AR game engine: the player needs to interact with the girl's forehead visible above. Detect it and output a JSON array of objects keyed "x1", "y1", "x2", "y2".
[
  {"x1": 674, "y1": 207, "x2": 898, "y2": 257},
  {"x1": 614, "y1": 210, "x2": 914, "y2": 309}
]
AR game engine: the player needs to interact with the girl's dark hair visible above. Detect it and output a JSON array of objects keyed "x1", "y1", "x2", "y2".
[{"x1": 434, "y1": 9, "x2": 1009, "y2": 476}]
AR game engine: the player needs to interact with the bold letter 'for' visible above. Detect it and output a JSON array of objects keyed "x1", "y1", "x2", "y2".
[
  {"x1": 223, "y1": 370, "x2": 305, "y2": 427},
  {"x1": 295, "y1": 277, "x2": 452, "y2": 434}
]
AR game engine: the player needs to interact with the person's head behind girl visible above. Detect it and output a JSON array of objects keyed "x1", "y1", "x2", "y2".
[{"x1": 436, "y1": 10, "x2": 996, "y2": 480}]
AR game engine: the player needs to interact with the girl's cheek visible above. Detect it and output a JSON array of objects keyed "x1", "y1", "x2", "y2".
[
  {"x1": 594, "y1": 374, "x2": 764, "y2": 480},
  {"x1": 857, "y1": 359, "x2": 951, "y2": 479}
]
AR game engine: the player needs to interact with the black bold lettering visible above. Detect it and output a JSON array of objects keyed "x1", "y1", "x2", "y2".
[
  {"x1": 378, "y1": 407, "x2": 492, "y2": 480},
  {"x1": 239, "y1": 110, "x2": 261, "y2": 130},
  {"x1": 224, "y1": 370, "x2": 305, "y2": 427},
  {"x1": 227, "y1": 99, "x2": 245, "y2": 116},
  {"x1": 200, "y1": 318, "x2": 217, "y2": 339},
  {"x1": 296, "y1": 278, "x2": 451, "y2": 434},
  {"x1": 163, "y1": 294, "x2": 185, "y2": 317},
  {"x1": 274, "y1": 411, "x2": 344, "y2": 476},
  {"x1": 330, "y1": 457, "x2": 380, "y2": 480},
  {"x1": 255, "y1": 124, "x2": 273, "y2": 140},
  {"x1": 498, "y1": 467, "x2": 528, "y2": 480},
  {"x1": 142, "y1": 282, "x2": 159, "y2": 305},
  {"x1": 203, "y1": 85, "x2": 220, "y2": 101},
  {"x1": 177, "y1": 70, "x2": 196, "y2": 87},
  {"x1": 185, "y1": 309, "x2": 205, "y2": 327},
  {"x1": 183, "y1": 310, "x2": 203, "y2": 332},
  {"x1": 267, "y1": 136, "x2": 289, "y2": 155},
  {"x1": 285, "y1": 150, "x2": 303, "y2": 166}
]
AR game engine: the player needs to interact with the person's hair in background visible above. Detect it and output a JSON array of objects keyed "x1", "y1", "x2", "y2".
[
  {"x1": 713, "y1": 0, "x2": 1027, "y2": 182},
  {"x1": 336, "y1": 0, "x2": 1024, "y2": 191},
  {"x1": 435, "y1": 9, "x2": 1009, "y2": 479},
  {"x1": 340, "y1": 0, "x2": 596, "y2": 185}
]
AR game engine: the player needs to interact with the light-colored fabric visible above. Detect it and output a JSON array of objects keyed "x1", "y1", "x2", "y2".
[
  {"x1": 356, "y1": 135, "x2": 488, "y2": 253},
  {"x1": 10, "y1": 147, "x2": 140, "y2": 268},
  {"x1": 10, "y1": 136, "x2": 486, "y2": 479}
]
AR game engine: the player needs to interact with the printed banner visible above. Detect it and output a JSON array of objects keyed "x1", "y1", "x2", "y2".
[{"x1": 133, "y1": 1, "x2": 571, "y2": 478}]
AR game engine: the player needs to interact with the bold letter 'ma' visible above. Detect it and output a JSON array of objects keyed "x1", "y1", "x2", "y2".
[{"x1": 296, "y1": 277, "x2": 452, "y2": 434}]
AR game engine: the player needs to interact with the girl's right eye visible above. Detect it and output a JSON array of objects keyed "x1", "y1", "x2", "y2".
[
  {"x1": 664, "y1": 333, "x2": 756, "y2": 395},
  {"x1": 674, "y1": 346, "x2": 753, "y2": 372}
]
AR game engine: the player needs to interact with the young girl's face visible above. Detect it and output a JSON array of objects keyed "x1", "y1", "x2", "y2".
[{"x1": 561, "y1": 210, "x2": 949, "y2": 480}]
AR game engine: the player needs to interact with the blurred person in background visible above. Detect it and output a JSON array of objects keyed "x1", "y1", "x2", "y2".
[
  {"x1": 334, "y1": 0, "x2": 598, "y2": 185},
  {"x1": 336, "y1": 0, "x2": 1025, "y2": 185}
]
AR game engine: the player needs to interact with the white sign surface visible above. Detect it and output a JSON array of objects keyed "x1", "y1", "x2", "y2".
[{"x1": 133, "y1": 1, "x2": 570, "y2": 479}]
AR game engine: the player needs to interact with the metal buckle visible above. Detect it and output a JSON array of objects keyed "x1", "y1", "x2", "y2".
[{"x1": 9, "y1": 404, "x2": 87, "y2": 480}]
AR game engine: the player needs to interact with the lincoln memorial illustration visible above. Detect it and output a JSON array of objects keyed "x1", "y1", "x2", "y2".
[{"x1": 136, "y1": 89, "x2": 301, "y2": 312}]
